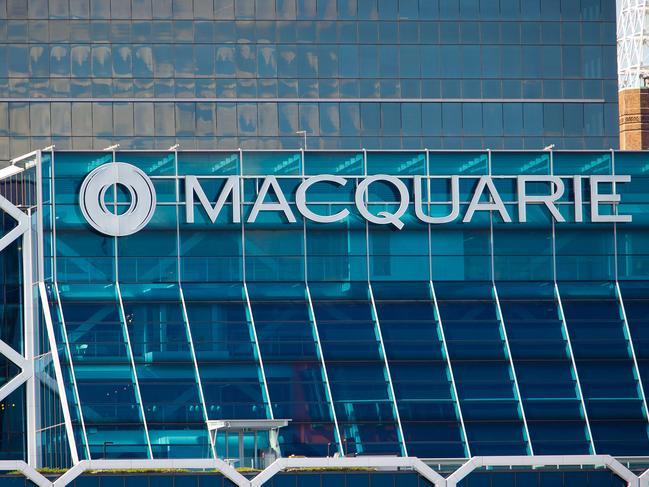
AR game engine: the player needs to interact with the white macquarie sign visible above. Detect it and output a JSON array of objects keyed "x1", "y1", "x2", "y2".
[{"x1": 79, "y1": 162, "x2": 633, "y2": 237}]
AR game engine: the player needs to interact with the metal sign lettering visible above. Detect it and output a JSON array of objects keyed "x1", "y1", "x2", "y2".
[{"x1": 79, "y1": 162, "x2": 633, "y2": 236}]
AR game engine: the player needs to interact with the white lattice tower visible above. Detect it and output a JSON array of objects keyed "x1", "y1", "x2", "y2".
[{"x1": 618, "y1": 0, "x2": 649, "y2": 89}]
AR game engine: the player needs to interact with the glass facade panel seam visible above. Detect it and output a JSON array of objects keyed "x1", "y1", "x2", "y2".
[
  {"x1": 492, "y1": 285, "x2": 533, "y2": 456},
  {"x1": 243, "y1": 282, "x2": 274, "y2": 421},
  {"x1": 429, "y1": 280, "x2": 471, "y2": 458},
  {"x1": 554, "y1": 283, "x2": 596, "y2": 455},
  {"x1": 114, "y1": 282, "x2": 153, "y2": 459},
  {"x1": 305, "y1": 284, "x2": 343, "y2": 455},
  {"x1": 52, "y1": 282, "x2": 91, "y2": 461},
  {"x1": 615, "y1": 281, "x2": 649, "y2": 426}
]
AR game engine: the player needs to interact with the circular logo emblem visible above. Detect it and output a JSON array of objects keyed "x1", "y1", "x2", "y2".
[{"x1": 79, "y1": 162, "x2": 157, "y2": 237}]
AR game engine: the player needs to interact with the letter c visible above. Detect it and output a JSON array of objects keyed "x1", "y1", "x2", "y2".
[{"x1": 296, "y1": 175, "x2": 350, "y2": 223}]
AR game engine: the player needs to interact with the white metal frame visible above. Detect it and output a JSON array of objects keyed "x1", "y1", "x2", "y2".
[
  {"x1": 447, "y1": 455, "x2": 640, "y2": 487},
  {"x1": 618, "y1": 0, "x2": 649, "y2": 89},
  {"x1": 0, "y1": 456, "x2": 645, "y2": 487}
]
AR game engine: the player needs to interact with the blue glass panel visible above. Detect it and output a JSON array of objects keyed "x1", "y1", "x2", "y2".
[
  {"x1": 43, "y1": 283, "x2": 88, "y2": 460},
  {"x1": 120, "y1": 283, "x2": 210, "y2": 458},
  {"x1": 559, "y1": 282, "x2": 649, "y2": 455},
  {"x1": 304, "y1": 152, "x2": 364, "y2": 175},
  {"x1": 618, "y1": 281, "x2": 649, "y2": 447},
  {"x1": 372, "y1": 281, "x2": 467, "y2": 458},
  {"x1": 248, "y1": 282, "x2": 338, "y2": 456},
  {"x1": 435, "y1": 282, "x2": 528, "y2": 455},
  {"x1": 58, "y1": 284, "x2": 148, "y2": 459},
  {"x1": 497, "y1": 281, "x2": 591, "y2": 454},
  {"x1": 182, "y1": 283, "x2": 269, "y2": 420},
  {"x1": 309, "y1": 282, "x2": 402, "y2": 455}
]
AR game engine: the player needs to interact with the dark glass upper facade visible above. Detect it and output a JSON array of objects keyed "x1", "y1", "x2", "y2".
[{"x1": 0, "y1": 0, "x2": 618, "y2": 162}]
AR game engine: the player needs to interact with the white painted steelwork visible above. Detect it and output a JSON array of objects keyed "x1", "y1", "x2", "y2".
[{"x1": 619, "y1": 0, "x2": 649, "y2": 89}]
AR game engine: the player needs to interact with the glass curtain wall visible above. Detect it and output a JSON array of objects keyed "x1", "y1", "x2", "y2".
[{"x1": 41, "y1": 150, "x2": 649, "y2": 459}]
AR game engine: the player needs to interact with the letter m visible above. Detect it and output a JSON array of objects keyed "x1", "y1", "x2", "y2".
[{"x1": 185, "y1": 176, "x2": 241, "y2": 223}]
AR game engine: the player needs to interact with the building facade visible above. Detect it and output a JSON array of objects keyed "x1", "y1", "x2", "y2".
[
  {"x1": 0, "y1": 1, "x2": 645, "y2": 486},
  {"x1": 0, "y1": 148, "x2": 648, "y2": 487},
  {"x1": 0, "y1": 0, "x2": 618, "y2": 161}
]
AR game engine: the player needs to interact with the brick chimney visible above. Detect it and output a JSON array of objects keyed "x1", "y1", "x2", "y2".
[{"x1": 619, "y1": 87, "x2": 649, "y2": 150}]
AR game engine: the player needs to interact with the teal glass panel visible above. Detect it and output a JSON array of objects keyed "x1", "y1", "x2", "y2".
[
  {"x1": 366, "y1": 152, "x2": 426, "y2": 175},
  {"x1": 114, "y1": 152, "x2": 176, "y2": 177},
  {"x1": 497, "y1": 282, "x2": 591, "y2": 454},
  {"x1": 180, "y1": 179, "x2": 243, "y2": 282},
  {"x1": 372, "y1": 281, "x2": 467, "y2": 458},
  {"x1": 242, "y1": 152, "x2": 301, "y2": 175},
  {"x1": 248, "y1": 282, "x2": 338, "y2": 456},
  {"x1": 553, "y1": 153, "x2": 615, "y2": 281},
  {"x1": 177, "y1": 152, "x2": 240, "y2": 176},
  {"x1": 243, "y1": 180, "x2": 304, "y2": 281},
  {"x1": 57, "y1": 284, "x2": 148, "y2": 459},
  {"x1": 428, "y1": 152, "x2": 488, "y2": 175},
  {"x1": 617, "y1": 282, "x2": 649, "y2": 439},
  {"x1": 53, "y1": 155, "x2": 116, "y2": 284},
  {"x1": 0, "y1": 224, "x2": 22, "y2": 354},
  {"x1": 369, "y1": 212, "x2": 429, "y2": 281},
  {"x1": 304, "y1": 152, "x2": 364, "y2": 176},
  {"x1": 0, "y1": 386, "x2": 25, "y2": 460},
  {"x1": 182, "y1": 283, "x2": 269, "y2": 420},
  {"x1": 431, "y1": 211, "x2": 491, "y2": 281},
  {"x1": 43, "y1": 283, "x2": 88, "y2": 460},
  {"x1": 118, "y1": 204, "x2": 178, "y2": 284},
  {"x1": 309, "y1": 282, "x2": 402, "y2": 455},
  {"x1": 120, "y1": 283, "x2": 210, "y2": 458},
  {"x1": 306, "y1": 213, "x2": 367, "y2": 282},
  {"x1": 435, "y1": 282, "x2": 528, "y2": 455},
  {"x1": 615, "y1": 152, "x2": 649, "y2": 280},
  {"x1": 558, "y1": 282, "x2": 649, "y2": 455},
  {"x1": 491, "y1": 152, "x2": 550, "y2": 175}
]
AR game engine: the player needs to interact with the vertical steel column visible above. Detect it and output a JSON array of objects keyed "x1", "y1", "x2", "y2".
[
  {"x1": 487, "y1": 149, "x2": 533, "y2": 455},
  {"x1": 429, "y1": 280, "x2": 471, "y2": 458},
  {"x1": 115, "y1": 283, "x2": 153, "y2": 458},
  {"x1": 26, "y1": 152, "x2": 42, "y2": 466}
]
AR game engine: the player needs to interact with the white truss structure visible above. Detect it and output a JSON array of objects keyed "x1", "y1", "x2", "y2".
[
  {"x1": 0, "y1": 456, "x2": 645, "y2": 487},
  {"x1": 618, "y1": 0, "x2": 649, "y2": 89}
]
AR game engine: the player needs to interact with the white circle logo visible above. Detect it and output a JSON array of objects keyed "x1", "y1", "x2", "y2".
[{"x1": 79, "y1": 162, "x2": 157, "y2": 237}]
